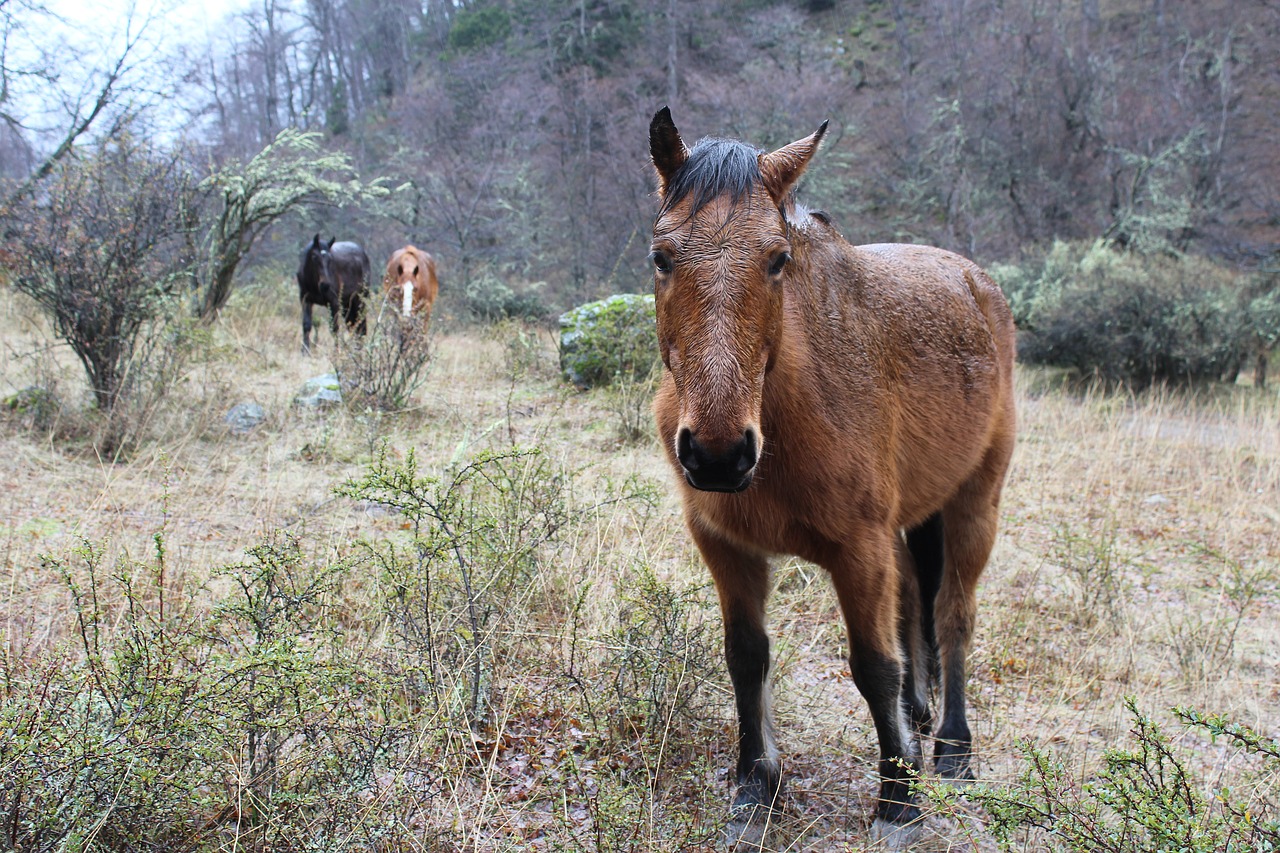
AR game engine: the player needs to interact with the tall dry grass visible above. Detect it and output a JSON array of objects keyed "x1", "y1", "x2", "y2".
[{"x1": 0, "y1": 282, "x2": 1276, "y2": 851}]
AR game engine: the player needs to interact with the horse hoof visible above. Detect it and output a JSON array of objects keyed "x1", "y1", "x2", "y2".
[
  {"x1": 934, "y1": 748, "x2": 975, "y2": 783},
  {"x1": 725, "y1": 803, "x2": 774, "y2": 851},
  {"x1": 870, "y1": 816, "x2": 923, "y2": 849}
]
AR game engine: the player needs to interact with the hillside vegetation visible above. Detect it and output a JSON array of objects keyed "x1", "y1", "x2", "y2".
[{"x1": 0, "y1": 289, "x2": 1277, "y2": 850}]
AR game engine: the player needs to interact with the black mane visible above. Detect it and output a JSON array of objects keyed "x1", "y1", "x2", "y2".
[{"x1": 659, "y1": 136, "x2": 765, "y2": 219}]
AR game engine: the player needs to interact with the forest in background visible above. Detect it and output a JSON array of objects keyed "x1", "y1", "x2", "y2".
[{"x1": 3, "y1": 0, "x2": 1276, "y2": 300}]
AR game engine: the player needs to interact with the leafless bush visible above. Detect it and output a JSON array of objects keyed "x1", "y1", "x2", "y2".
[
  {"x1": 332, "y1": 303, "x2": 434, "y2": 412},
  {"x1": 3, "y1": 132, "x2": 198, "y2": 455}
]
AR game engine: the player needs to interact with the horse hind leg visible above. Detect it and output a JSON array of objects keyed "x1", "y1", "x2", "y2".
[
  {"x1": 900, "y1": 512, "x2": 944, "y2": 738},
  {"x1": 934, "y1": 440, "x2": 1012, "y2": 781}
]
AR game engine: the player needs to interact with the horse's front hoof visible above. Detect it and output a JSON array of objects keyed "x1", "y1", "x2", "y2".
[
  {"x1": 870, "y1": 816, "x2": 924, "y2": 849},
  {"x1": 725, "y1": 802, "x2": 777, "y2": 851}
]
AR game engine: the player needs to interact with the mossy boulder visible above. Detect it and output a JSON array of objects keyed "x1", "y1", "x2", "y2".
[
  {"x1": 558, "y1": 294, "x2": 659, "y2": 389},
  {"x1": 295, "y1": 373, "x2": 343, "y2": 408}
]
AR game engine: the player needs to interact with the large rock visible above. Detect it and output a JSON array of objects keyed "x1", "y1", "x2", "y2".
[
  {"x1": 295, "y1": 373, "x2": 343, "y2": 409},
  {"x1": 558, "y1": 293, "x2": 659, "y2": 389},
  {"x1": 225, "y1": 402, "x2": 267, "y2": 434},
  {"x1": 3, "y1": 385, "x2": 58, "y2": 429}
]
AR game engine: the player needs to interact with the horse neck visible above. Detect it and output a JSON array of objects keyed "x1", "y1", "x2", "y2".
[{"x1": 763, "y1": 229, "x2": 867, "y2": 429}]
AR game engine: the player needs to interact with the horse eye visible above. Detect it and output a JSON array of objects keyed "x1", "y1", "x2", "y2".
[
  {"x1": 769, "y1": 252, "x2": 791, "y2": 277},
  {"x1": 650, "y1": 251, "x2": 673, "y2": 275}
]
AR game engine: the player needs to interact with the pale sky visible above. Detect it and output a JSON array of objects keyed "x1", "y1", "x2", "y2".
[
  {"x1": 13, "y1": 0, "x2": 253, "y2": 146},
  {"x1": 46, "y1": 0, "x2": 252, "y2": 46}
]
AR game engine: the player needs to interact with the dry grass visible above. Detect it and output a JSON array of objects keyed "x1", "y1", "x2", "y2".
[{"x1": 1, "y1": 283, "x2": 1277, "y2": 851}]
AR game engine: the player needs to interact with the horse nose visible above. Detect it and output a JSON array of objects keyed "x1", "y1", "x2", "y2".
[{"x1": 676, "y1": 427, "x2": 758, "y2": 492}]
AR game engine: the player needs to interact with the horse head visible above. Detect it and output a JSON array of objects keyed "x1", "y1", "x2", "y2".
[
  {"x1": 390, "y1": 247, "x2": 424, "y2": 317},
  {"x1": 298, "y1": 235, "x2": 340, "y2": 301},
  {"x1": 649, "y1": 107, "x2": 827, "y2": 493}
]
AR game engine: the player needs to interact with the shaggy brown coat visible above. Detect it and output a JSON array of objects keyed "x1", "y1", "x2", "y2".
[
  {"x1": 382, "y1": 245, "x2": 440, "y2": 324},
  {"x1": 648, "y1": 107, "x2": 1016, "y2": 845}
]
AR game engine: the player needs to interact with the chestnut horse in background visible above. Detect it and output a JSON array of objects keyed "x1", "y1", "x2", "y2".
[
  {"x1": 383, "y1": 245, "x2": 439, "y2": 325},
  {"x1": 296, "y1": 234, "x2": 371, "y2": 353},
  {"x1": 648, "y1": 108, "x2": 1016, "y2": 846}
]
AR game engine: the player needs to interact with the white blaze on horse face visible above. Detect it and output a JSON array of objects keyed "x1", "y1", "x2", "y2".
[{"x1": 402, "y1": 281, "x2": 414, "y2": 317}]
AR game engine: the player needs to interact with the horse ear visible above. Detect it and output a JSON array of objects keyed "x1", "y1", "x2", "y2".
[
  {"x1": 649, "y1": 106, "x2": 689, "y2": 196},
  {"x1": 758, "y1": 120, "x2": 829, "y2": 205},
  {"x1": 311, "y1": 233, "x2": 321, "y2": 247},
  {"x1": 326, "y1": 237, "x2": 336, "y2": 250}
]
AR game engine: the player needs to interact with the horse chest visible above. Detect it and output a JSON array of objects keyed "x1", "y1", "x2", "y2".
[{"x1": 690, "y1": 453, "x2": 873, "y2": 562}]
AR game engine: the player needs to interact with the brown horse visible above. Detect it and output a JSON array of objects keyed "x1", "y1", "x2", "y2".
[
  {"x1": 383, "y1": 245, "x2": 440, "y2": 325},
  {"x1": 648, "y1": 108, "x2": 1016, "y2": 845}
]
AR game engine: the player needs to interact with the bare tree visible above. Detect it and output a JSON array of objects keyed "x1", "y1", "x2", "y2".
[
  {"x1": 1, "y1": 2, "x2": 156, "y2": 209},
  {"x1": 5, "y1": 131, "x2": 197, "y2": 453}
]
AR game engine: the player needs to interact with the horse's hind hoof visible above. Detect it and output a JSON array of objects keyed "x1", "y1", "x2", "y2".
[
  {"x1": 725, "y1": 802, "x2": 778, "y2": 851},
  {"x1": 934, "y1": 745, "x2": 976, "y2": 783},
  {"x1": 870, "y1": 816, "x2": 924, "y2": 849}
]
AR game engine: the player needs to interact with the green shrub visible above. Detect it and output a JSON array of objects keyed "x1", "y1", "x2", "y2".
[
  {"x1": 950, "y1": 698, "x2": 1280, "y2": 852},
  {"x1": 558, "y1": 293, "x2": 659, "y2": 389},
  {"x1": 607, "y1": 565, "x2": 719, "y2": 746},
  {"x1": 994, "y1": 240, "x2": 1246, "y2": 388},
  {"x1": 459, "y1": 271, "x2": 547, "y2": 322},
  {"x1": 447, "y1": 6, "x2": 512, "y2": 52},
  {"x1": 337, "y1": 444, "x2": 569, "y2": 724},
  {"x1": 0, "y1": 532, "x2": 416, "y2": 851}
]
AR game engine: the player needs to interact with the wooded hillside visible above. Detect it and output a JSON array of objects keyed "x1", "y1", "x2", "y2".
[
  {"x1": 5, "y1": 0, "x2": 1274, "y2": 309},
  {"x1": 186, "y1": 0, "x2": 1280, "y2": 300}
]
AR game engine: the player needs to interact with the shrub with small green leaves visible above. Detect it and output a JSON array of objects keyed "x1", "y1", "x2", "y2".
[
  {"x1": 336, "y1": 444, "x2": 569, "y2": 724},
  {"x1": 993, "y1": 240, "x2": 1247, "y2": 388},
  {"x1": 459, "y1": 271, "x2": 547, "y2": 322},
  {"x1": 0, "y1": 531, "x2": 420, "y2": 852},
  {"x1": 558, "y1": 293, "x2": 659, "y2": 389},
  {"x1": 947, "y1": 697, "x2": 1280, "y2": 852},
  {"x1": 607, "y1": 565, "x2": 719, "y2": 747}
]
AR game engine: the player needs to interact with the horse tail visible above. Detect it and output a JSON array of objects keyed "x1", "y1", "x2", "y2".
[{"x1": 905, "y1": 512, "x2": 944, "y2": 685}]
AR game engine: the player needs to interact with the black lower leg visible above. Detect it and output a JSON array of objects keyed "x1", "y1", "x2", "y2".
[
  {"x1": 934, "y1": 651, "x2": 973, "y2": 780},
  {"x1": 900, "y1": 648, "x2": 932, "y2": 737},
  {"x1": 725, "y1": 617, "x2": 780, "y2": 810},
  {"x1": 905, "y1": 513, "x2": 944, "y2": 681},
  {"x1": 897, "y1": 547, "x2": 932, "y2": 737},
  {"x1": 850, "y1": 650, "x2": 921, "y2": 824}
]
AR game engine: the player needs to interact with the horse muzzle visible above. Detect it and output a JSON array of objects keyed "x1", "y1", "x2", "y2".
[{"x1": 676, "y1": 427, "x2": 758, "y2": 493}]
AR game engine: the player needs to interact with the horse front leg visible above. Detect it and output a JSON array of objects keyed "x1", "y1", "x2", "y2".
[
  {"x1": 828, "y1": 530, "x2": 923, "y2": 844},
  {"x1": 301, "y1": 299, "x2": 315, "y2": 355},
  {"x1": 690, "y1": 523, "x2": 779, "y2": 846}
]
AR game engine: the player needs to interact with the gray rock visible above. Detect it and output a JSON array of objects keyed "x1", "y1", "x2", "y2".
[
  {"x1": 295, "y1": 373, "x2": 343, "y2": 409},
  {"x1": 225, "y1": 402, "x2": 267, "y2": 434},
  {"x1": 3, "y1": 385, "x2": 58, "y2": 429}
]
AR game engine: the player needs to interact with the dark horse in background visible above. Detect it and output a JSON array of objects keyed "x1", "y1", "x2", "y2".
[
  {"x1": 648, "y1": 108, "x2": 1016, "y2": 847},
  {"x1": 296, "y1": 234, "x2": 371, "y2": 353}
]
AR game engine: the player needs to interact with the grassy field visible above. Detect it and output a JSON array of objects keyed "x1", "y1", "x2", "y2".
[{"x1": 1, "y1": 282, "x2": 1278, "y2": 851}]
